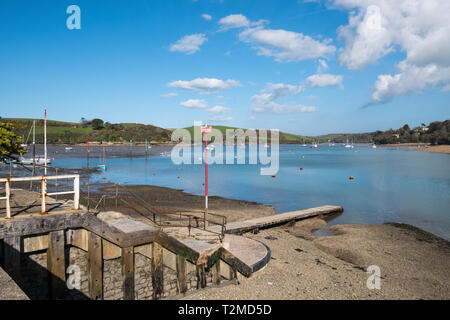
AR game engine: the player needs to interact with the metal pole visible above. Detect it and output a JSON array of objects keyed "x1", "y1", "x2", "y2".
[
  {"x1": 5, "y1": 180, "x2": 11, "y2": 219},
  {"x1": 204, "y1": 133, "x2": 208, "y2": 230},
  {"x1": 30, "y1": 120, "x2": 35, "y2": 190},
  {"x1": 44, "y1": 109, "x2": 47, "y2": 176},
  {"x1": 86, "y1": 137, "x2": 90, "y2": 168}
]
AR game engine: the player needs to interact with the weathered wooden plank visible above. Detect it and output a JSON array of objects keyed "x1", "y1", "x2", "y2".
[
  {"x1": 151, "y1": 243, "x2": 163, "y2": 300},
  {"x1": 102, "y1": 239, "x2": 121, "y2": 260},
  {"x1": 134, "y1": 243, "x2": 152, "y2": 259},
  {"x1": 0, "y1": 211, "x2": 86, "y2": 239},
  {"x1": 3, "y1": 236, "x2": 21, "y2": 282},
  {"x1": 176, "y1": 255, "x2": 187, "y2": 294},
  {"x1": 66, "y1": 228, "x2": 88, "y2": 251},
  {"x1": 0, "y1": 239, "x2": 4, "y2": 268},
  {"x1": 121, "y1": 246, "x2": 134, "y2": 300},
  {"x1": 211, "y1": 260, "x2": 221, "y2": 286},
  {"x1": 88, "y1": 232, "x2": 103, "y2": 300},
  {"x1": 196, "y1": 264, "x2": 207, "y2": 289},
  {"x1": 47, "y1": 230, "x2": 66, "y2": 299},
  {"x1": 154, "y1": 232, "x2": 199, "y2": 264},
  {"x1": 24, "y1": 234, "x2": 49, "y2": 253},
  {"x1": 162, "y1": 248, "x2": 177, "y2": 271}
]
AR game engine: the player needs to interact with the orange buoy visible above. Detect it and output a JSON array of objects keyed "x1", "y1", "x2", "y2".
[
  {"x1": 272, "y1": 174, "x2": 276, "y2": 178},
  {"x1": 349, "y1": 176, "x2": 354, "y2": 180}
]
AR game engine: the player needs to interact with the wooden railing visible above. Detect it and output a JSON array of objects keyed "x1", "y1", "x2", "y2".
[{"x1": 0, "y1": 175, "x2": 80, "y2": 218}]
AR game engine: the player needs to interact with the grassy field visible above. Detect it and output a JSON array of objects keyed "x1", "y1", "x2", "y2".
[
  {"x1": 182, "y1": 125, "x2": 315, "y2": 144},
  {"x1": 2, "y1": 118, "x2": 172, "y2": 144}
]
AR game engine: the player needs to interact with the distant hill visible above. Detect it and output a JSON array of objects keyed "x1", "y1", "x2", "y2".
[
  {"x1": 1, "y1": 117, "x2": 172, "y2": 144},
  {"x1": 182, "y1": 125, "x2": 315, "y2": 144},
  {"x1": 3, "y1": 117, "x2": 448, "y2": 145},
  {"x1": 372, "y1": 120, "x2": 450, "y2": 145}
]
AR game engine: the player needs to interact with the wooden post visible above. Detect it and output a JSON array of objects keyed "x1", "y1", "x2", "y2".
[
  {"x1": 151, "y1": 243, "x2": 163, "y2": 299},
  {"x1": 47, "y1": 230, "x2": 66, "y2": 299},
  {"x1": 4, "y1": 237, "x2": 21, "y2": 283},
  {"x1": 122, "y1": 246, "x2": 134, "y2": 300},
  {"x1": 5, "y1": 179, "x2": 11, "y2": 219},
  {"x1": 211, "y1": 260, "x2": 221, "y2": 286},
  {"x1": 196, "y1": 264, "x2": 207, "y2": 289},
  {"x1": 0, "y1": 239, "x2": 4, "y2": 268},
  {"x1": 176, "y1": 255, "x2": 187, "y2": 294},
  {"x1": 73, "y1": 176, "x2": 80, "y2": 210},
  {"x1": 41, "y1": 178, "x2": 46, "y2": 214},
  {"x1": 88, "y1": 232, "x2": 103, "y2": 300}
]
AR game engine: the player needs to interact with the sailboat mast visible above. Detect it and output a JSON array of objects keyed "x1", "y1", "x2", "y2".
[{"x1": 44, "y1": 109, "x2": 47, "y2": 176}]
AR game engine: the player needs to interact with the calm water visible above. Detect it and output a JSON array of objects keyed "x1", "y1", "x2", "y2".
[{"x1": 54, "y1": 145, "x2": 450, "y2": 240}]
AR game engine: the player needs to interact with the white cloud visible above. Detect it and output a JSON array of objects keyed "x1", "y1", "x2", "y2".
[
  {"x1": 239, "y1": 27, "x2": 336, "y2": 62},
  {"x1": 180, "y1": 99, "x2": 207, "y2": 109},
  {"x1": 317, "y1": 59, "x2": 329, "y2": 73},
  {"x1": 332, "y1": 0, "x2": 450, "y2": 102},
  {"x1": 219, "y1": 14, "x2": 250, "y2": 29},
  {"x1": 304, "y1": 74, "x2": 344, "y2": 89},
  {"x1": 208, "y1": 105, "x2": 230, "y2": 113},
  {"x1": 201, "y1": 14, "x2": 212, "y2": 21},
  {"x1": 209, "y1": 115, "x2": 233, "y2": 122},
  {"x1": 218, "y1": 14, "x2": 267, "y2": 31},
  {"x1": 160, "y1": 93, "x2": 178, "y2": 98},
  {"x1": 168, "y1": 78, "x2": 241, "y2": 94},
  {"x1": 372, "y1": 61, "x2": 450, "y2": 103},
  {"x1": 251, "y1": 102, "x2": 316, "y2": 114},
  {"x1": 170, "y1": 33, "x2": 207, "y2": 54},
  {"x1": 252, "y1": 83, "x2": 300, "y2": 105}
]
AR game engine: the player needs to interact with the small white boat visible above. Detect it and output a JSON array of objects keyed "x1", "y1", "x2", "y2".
[
  {"x1": 65, "y1": 147, "x2": 73, "y2": 151},
  {"x1": 18, "y1": 156, "x2": 51, "y2": 165},
  {"x1": 372, "y1": 144, "x2": 377, "y2": 149}
]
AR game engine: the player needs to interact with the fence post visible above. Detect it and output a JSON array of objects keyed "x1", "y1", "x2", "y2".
[
  {"x1": 41, "y1": 178, "x2": 46, "y2": 214},
  {"x1": 5, "y1": 179, "x2": 11, "y2": 219},
  {"x1": 73, "y1": 175, "x2": 80, "y2": 210}
]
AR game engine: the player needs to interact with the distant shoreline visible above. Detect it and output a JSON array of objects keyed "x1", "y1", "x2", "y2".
[{"x1": 379, "y1": 143, "x2": 450, "y2": 154}]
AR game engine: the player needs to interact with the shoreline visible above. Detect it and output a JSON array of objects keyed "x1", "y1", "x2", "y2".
[{"x1": 380, "y1": 143, "x2": 450, "y2": 154}]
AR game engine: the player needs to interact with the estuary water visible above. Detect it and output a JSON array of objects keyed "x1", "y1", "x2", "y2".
[{"x1": 54, "y1": 145, "x2": 450, "y2": 240}]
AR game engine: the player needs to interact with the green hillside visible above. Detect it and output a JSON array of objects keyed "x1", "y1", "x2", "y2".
[
  {"x1": 1, "y1": 117, "x2": 172, "y2": 144},
  {"x1": 182, "y1": 125, "x2": 314, "y2": 144}
]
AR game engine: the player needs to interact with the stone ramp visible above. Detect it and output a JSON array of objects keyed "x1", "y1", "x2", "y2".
[{"x1": 221, "y1": 234, "x2": 271, "y2": 277}]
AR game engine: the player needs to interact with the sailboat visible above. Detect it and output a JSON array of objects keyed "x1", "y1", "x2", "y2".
[
  {"x1": 18, "y1": 120, "x2": 51, "y2": 166},
  {"x1": 97, "y1": 147, "x2": 107, "y2": 171},
  {"x1": 372, "y1": 143, "x2": 377, "y2": 149},
  {"x1": 344, "y1": 139, "x2": 352, "y2": 148}
]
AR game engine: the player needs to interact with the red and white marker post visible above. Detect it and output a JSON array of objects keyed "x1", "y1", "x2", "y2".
[{"x1": 201, "y1": 125, "x2": 212, "y2": 230}]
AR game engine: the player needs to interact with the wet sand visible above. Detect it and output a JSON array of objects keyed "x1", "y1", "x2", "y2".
[
  {"x1": 184, "y1": 219, "x2": 450, "y2": 300},
  {"x1": 413, "y1": 145, "x2": 450, "y2": 154},
  {"x1": 380, "y1": 143, "x2": 450, "y2": 154}
]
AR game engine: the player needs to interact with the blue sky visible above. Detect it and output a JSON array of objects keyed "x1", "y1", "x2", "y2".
[{"x1": 1, "y1": 0, "x2": 449, "y2": 136}]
